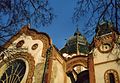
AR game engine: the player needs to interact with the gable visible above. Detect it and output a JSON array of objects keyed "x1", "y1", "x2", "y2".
[{"x1": 2, "y1": 25, "x2": 52, "y2": 57}]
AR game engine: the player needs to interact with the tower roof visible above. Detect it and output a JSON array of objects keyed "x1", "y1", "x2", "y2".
[
  {"x1": 60, "y1": 28, "x2": 89, "y2": 55},
  {"x1": 95, "y1": 21, "x2": 114, "y2": 37}
]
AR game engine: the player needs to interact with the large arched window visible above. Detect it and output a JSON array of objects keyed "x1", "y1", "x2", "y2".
[
  {"x1": 104, "y1": 69, "x2": 119, "y2": 83},
  {"x1": 0, "y1": 59, "x2": 26, "y2": 83}
]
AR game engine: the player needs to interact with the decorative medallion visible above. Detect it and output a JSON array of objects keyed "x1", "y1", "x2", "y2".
[
  {"x1": 98, "y1": 42, "x2": 114, "y2": 53},
  {"x1": 95, "y1": 33, "x2": 115, "y2": 53}
]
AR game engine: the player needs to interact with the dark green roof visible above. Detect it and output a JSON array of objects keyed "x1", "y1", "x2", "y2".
[
  {"x1": 95, "y1": 21, "x2": 114, "y2": 36},
  {"x1": 60, "y1": 28, "x2": 90, "y2": 55}
]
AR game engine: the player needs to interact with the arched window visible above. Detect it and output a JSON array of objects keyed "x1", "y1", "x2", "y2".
[
  {"x1": 109, "y1": 73, "x2": 115, "y2": 83},
  {"x1": 0, "y1": 59, "x2": 26, "y2": 83},
  {"x1": 104, "y1": 69, "x2": 119, "y2": 83}
]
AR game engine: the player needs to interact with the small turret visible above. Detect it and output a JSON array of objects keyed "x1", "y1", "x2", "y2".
[
  {"x1": 94, "y1": 21, "x2": 117, "y2": 53},
  {"x1": 95, "y1": 21, "x2": 114, "y2": 37}
]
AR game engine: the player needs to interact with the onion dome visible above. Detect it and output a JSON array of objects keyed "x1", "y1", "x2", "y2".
[{"x1": 60, "y1": 28, "x2": 89, "y2": 55}]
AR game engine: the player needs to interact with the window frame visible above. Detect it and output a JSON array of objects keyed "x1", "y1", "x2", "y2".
[{"x1": 104, "y1": 69, "x2": 119, "y2": 83}]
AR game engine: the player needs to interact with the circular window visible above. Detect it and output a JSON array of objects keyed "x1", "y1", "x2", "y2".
[
  {"x1": 16, "y1": 40, "x2": 24, "y2": 48},
  {"x1": 32, "y1": 43, "x2": 38, "y2": 50}
]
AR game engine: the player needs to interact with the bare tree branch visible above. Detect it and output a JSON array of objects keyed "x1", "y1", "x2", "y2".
[
  {"x1": 0, "y1": 0, "x2": 55, "y2": 45},
  {"x1": 73, "y1": 0, "x2": 120, "y2": 39}
]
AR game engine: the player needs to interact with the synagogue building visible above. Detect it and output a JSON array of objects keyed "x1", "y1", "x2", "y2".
[{"x1": 0, "y1": 21, "x2": 120, "y2": 83}]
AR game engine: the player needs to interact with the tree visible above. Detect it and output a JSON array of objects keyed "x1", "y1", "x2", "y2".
[
  {"x1": 0, "y1": 0, "x2": 54, "y2": 45},
  {"x1": 73, "y1": 0, "x2": 120, "y2": 36}
]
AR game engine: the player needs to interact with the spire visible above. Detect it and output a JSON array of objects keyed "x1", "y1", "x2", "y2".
[{"x1": 74, "y1": 27, "x2": 81, "y2": 36}]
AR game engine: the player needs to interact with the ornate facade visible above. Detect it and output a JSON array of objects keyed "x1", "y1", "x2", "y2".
[{"x1": 0, "y1": 21, "x2": 120, "y2": 83}]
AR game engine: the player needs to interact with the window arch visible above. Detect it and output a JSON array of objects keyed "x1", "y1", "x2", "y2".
[
  {"x1": 0, "y1": 59, "x2": 26, "y2": 83},
  {"x1": 104, "y1": 69, "x2": 119, "y2": 83}
]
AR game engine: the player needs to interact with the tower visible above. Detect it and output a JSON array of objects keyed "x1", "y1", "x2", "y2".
[
  {"x1": 60, "y1": 28, "x2": 91, "y2": 83},
  {"x1": 93, "y1": 21, "x2": 120, "y2": 83}
]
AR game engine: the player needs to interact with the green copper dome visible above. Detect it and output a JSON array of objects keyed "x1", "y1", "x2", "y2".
[{"x1": 60, "y1": 28, "x2": 90, "y2": 55}]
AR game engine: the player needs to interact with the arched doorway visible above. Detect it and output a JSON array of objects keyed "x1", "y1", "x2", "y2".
[
  {"x1": 66, "y1": 56, "x2": 88, "y2": 83},
  {"x1": 76, "y1": 70, "x2": 89, "y2": 83},
  {"x1": 66, "y1": 55, "x2": 95, "y2": 83}
]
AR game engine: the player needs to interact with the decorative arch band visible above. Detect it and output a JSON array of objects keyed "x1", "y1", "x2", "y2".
[{"x1": 0, "y1": 52, "x2": 35, "y2": 83}]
